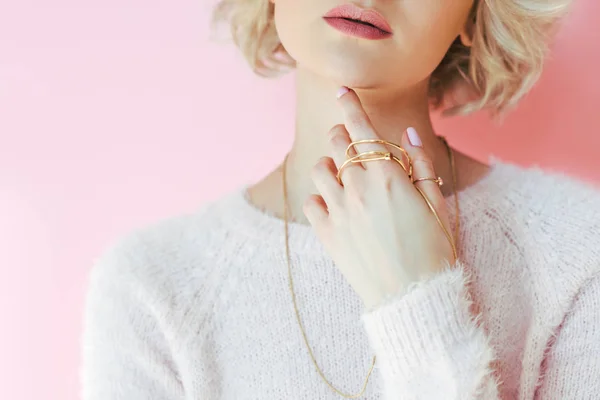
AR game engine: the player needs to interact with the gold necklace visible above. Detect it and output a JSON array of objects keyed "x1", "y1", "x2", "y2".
[{"x1": 282, "y1": 136, "x2": 459, "y2": 398}]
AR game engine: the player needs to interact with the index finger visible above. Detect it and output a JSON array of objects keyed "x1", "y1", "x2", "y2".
[{"x1": 336, "y1": 86, "x2": 392, "y2": 158}]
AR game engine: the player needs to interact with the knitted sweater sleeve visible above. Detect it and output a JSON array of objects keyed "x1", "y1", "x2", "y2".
[
  {"x1": 361, "y1": 260, "x2": 600, "y2": 399},
  {"x1": 360, "y1": 260, "x2": 501, "y2": 399},
  {"x1": 80, "y1": 242, "x2": 184, "y2": 400},
  {"x1": 533, "y1": 271, "x2": 600, "y2": 399}
]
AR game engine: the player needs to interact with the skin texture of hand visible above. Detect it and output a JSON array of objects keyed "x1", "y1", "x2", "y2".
[{"x1": 302, "y1": 87, "x2": 457, "y2": 310}]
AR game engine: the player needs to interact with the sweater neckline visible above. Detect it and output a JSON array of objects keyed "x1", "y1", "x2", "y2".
[{"x1": 217, "y1": 156, "x2": 512, "y2": 254}]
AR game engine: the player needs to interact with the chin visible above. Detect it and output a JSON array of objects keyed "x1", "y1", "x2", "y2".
[
  {"x1": 310, "y1": 50, "x2": 392, "y2": 88},
  {"x1": 283, "y1": 32, "x2": 403, "y2": 88}
]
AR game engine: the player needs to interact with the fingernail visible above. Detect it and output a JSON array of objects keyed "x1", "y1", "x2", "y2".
[
  {"x1": 407, "y1": 127, "x2": 422, "y2": 147},
  {"x1": 336, "y1": 86, "x2": 349, "y2": 99}
]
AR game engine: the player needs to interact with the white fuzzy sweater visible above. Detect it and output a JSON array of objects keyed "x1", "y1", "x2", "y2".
[{"x1": 80, "y1": 157, "x2": 600, "y2": 399}]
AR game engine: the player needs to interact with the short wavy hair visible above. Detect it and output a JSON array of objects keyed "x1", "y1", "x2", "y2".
[{"x1": 211, "y1": 0, "x2": 572, "y2": 116}]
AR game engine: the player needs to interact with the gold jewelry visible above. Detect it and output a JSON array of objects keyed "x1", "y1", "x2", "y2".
[
  {"x1": 336, "y1": 139, "x2": 412, "y2": 185},
  {"x1": 412, "y1": 176, "x2": 443, "y2": 186},
  {"x1": 282, "y1": 135, "x2": 459, "y2": 398},
  {"x1": 438, "y1": 135, "x2": 460, "y2": 254}
]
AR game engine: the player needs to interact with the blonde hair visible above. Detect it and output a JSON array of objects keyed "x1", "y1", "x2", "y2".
[{"x1": 211, "y1": 0, "x2": 572, "y2": 116}]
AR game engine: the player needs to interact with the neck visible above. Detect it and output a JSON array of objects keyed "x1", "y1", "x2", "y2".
[{"x1": 280, "y1": 67, "x2": 456, "y2": 223}]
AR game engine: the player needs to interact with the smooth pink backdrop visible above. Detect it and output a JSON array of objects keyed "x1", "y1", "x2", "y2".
[{"x1": 1, "y1": 1, "x2": 599, "y2": 399}]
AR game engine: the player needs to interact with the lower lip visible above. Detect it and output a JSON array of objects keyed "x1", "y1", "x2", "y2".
[{"x1": 323, "y1": 17, "x2": 392, "y2": 40}]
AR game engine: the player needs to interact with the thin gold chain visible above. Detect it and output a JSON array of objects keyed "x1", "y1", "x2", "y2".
[
  {"x1": 438, "y1": 135, "x2": 460, "y2": 253},
  {"x1": 281, "y1": 135, "x2": 459, "y2": 398}
]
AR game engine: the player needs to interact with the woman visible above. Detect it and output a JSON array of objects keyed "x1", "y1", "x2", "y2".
[{"x1": 81, "y1": 0, "x2": 600, "y2": 399}]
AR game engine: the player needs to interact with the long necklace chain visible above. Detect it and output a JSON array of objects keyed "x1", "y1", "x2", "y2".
[{"x1": 282, "y1": 136, "x2": 459, "y2": 398}]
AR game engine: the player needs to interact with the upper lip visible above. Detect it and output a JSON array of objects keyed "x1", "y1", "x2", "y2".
[{"x1": 323, "y1": 3, "x2": 393, "y2": 33}]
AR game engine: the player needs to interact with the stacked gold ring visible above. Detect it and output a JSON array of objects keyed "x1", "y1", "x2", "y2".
[
  {"x1": 335, "y1": 139, "x2": 457, "y2": 262},
  {"x1": 336, "y1": 139, "x2": 412, "y2": 184}
]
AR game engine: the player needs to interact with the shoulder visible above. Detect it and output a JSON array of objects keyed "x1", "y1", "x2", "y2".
[
  {"x1": 492, "y1": 157, "x2": 600, "y2": 238},
  {"x1": 80, "y1": 203, "x2": 233, "y2": 399},
  {"x1": 489, "y1": 156, "x2": 600, "y2": 280},
  {"x1": 86, "y1": 190, "x2": 238, "y2": 315}
]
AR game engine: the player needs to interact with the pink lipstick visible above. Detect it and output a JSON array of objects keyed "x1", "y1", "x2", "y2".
[{"x1": 323, "y1": 3, "x2": 393, "y2": 40}]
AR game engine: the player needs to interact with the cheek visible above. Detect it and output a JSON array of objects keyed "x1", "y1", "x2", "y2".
[
  {"x1": 403, "y1": 0, "x2": 471, "y2": 48},
  {"x1": 393, "y1": 3, "x2": 471, "y2": 75},
  {"x1": 272, "y1": 0, "x2": 318, "y2": 62}
]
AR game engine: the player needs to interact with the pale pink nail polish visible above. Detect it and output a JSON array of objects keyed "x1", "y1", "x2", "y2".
[
  {"x1": 407, "y1": 127, "x2": 422, "y2": 147},
  {"x1": 336, "y1": 86, "x2": 349, "y2": 99}
]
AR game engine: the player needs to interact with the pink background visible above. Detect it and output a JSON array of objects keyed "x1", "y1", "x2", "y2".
[{"x1": 1, "y1": 1, "x2": 599, "y2": 399}]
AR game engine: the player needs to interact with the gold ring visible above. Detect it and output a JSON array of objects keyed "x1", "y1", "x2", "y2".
[{"x1": 412, "y1": 176, "x2": 444, "y2": 186}]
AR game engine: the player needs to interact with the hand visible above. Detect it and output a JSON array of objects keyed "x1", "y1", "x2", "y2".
[{"x1": 302, "y1": 87, "x2": 457, "y2": 310}]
